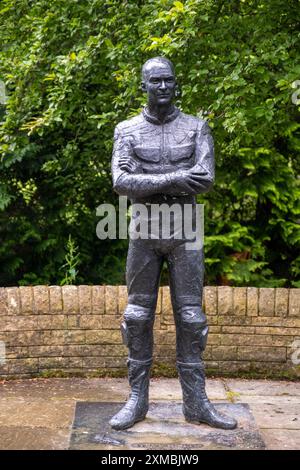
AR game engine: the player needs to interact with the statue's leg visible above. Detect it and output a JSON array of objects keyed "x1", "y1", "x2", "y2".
[
  {"x1": 110, "y1": 239, "x2": 163, "y2": 430},
  {"x1": 167, "y1": 243, "x2": 237, "y2": 430}
]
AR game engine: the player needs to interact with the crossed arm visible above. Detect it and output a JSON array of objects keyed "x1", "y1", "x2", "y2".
[{"x1": 111, "y1": 121, "x2": 215, "y2": 199}]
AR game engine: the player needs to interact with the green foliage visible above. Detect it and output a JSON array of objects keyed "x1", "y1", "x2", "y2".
[{"x1": 0, "y1": 0, "x2": 299, "y2": 287}]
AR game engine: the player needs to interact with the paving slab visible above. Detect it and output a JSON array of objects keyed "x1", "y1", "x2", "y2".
[
  {"x1": 0, "y1": 378, "x2": 126, "y2": 401},
  {"x1": 225, "y1": 379, "x2": 300, "y2": 396},
  {"x1": 249, "y1": 403, "x2": 300, "y2": 430},
  {"x1": 69, "y1": 402, "x2": 265, "y2": 450},
  {"x1": 0, "y1": 378, "x2": 299, "y2": 450},
  {"x1": 235, "y1": 395, "x2": 300, "y2": 405},
  {"x1": 150, "y1": 378, "x2": 227, "y2": 401},
  {"x1": 0, "y1": 398, "x2": 74, "y2": 429},
  {"x1": 260, "y1": 429, "x2": 300, "y2": 450},
  {"x1": 0, "y1": 426, "x2": 70, "y2": 450}
]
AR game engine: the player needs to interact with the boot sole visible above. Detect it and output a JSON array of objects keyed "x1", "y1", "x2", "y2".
[
  {"x1": 110, "y1": 414, "x2": 147, "y2": 431},
  {"x1": 184, "y1": 416, "x2": 238, "y2": 430}
]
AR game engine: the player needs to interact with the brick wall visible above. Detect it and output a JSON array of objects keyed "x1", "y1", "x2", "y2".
[{"x1": 0, "y1": 286, "x2": 299, "y2": 379}]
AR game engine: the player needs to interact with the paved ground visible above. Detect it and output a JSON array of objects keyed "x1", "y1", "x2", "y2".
[{"x1": 0, "y1": 377, "x2": 299, "y2": 450}]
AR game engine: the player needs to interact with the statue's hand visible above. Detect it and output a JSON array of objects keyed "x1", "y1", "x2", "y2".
[
  {"x1": 171, "y1": 169, "x2": 208, "y2": 194},
  {"x1": 171, "y1": 169, "x2": 210, "y2": 192},
  {"x1": 119, "y1": 156, "x2": 140, "y2": 173}
]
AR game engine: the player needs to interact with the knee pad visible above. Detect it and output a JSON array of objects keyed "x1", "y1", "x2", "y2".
[
  {"x1": 179, "y1": 304, "x2": 207, "y2": 325},
  {"x1": 183, "y1": 320, "x2": 208, "y2": 349},
  {"x1": 121, "y1": 304, "x2": 155, "y2": 360},
  {"x1": 175, "y1": 305, "x2": 209, "y2": 362},
  {"x1": 124, "y1": 303, "x2": 155, "y2": 322}
]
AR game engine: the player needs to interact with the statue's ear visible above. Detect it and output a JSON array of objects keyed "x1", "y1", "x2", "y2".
[{"x1": 141, "y1": 81, "x2": 147, "y2": 93}]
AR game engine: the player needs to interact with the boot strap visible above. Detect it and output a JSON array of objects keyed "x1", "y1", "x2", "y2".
[
  {"x1": 177, "y1": 361, "x2": 204, "y2": 369},
  {"x1": 128, "y1": 357, "x2": 152, "y2": 366}
]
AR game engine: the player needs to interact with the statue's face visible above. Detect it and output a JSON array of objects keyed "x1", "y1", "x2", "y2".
[{"x1": 142, "y1": 62, "x2": 176, "y2": 106}]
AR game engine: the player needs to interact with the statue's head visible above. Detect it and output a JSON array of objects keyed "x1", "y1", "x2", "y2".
[{"x1": 141, "y1": 57, "x2": 176, "y2": 107}]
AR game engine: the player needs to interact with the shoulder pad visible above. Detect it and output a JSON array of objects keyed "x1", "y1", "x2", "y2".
[
  {"x1": 178, "y1": 112, "x2": 202, "y2": 131},
  {"x1": 116, "y1": 113, "x2": 146, "y2": 135}
]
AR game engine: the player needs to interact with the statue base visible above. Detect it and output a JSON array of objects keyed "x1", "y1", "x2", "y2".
[{"x1": 69, "y1": 402, "x2": 265, "y2": 450}]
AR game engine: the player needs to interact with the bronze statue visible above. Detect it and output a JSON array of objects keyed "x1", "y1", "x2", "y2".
[{"x1": 110, "y1": 57, "x2": 237, "y2": 431}]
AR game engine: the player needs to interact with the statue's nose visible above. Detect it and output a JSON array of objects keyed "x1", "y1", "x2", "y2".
[{"x1": 160, "y1": 80, "x2": 167, "y2": 90}]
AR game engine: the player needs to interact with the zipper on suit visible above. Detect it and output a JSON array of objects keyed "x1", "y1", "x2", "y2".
[{"x1": 161, "y1": 123, "x2": 167, "y2": 167}]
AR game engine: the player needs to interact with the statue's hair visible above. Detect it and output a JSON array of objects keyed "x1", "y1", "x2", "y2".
[{"x1": 141, "y1": 57, "x2": 175, "y2": 80}]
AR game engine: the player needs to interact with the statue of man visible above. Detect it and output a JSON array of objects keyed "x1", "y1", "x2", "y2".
[{"x1": 110, "y1": 57, "x2": 237, "y2": 431}]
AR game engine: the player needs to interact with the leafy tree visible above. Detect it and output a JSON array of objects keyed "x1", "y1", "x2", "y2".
[{"x1": 0, "y1": 0, "x2": 299, "y2": 287}]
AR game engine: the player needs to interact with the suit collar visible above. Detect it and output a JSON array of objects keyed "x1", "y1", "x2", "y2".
[{"x1": 142, "y1": 106, "x2": 180, "y2": 125}]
